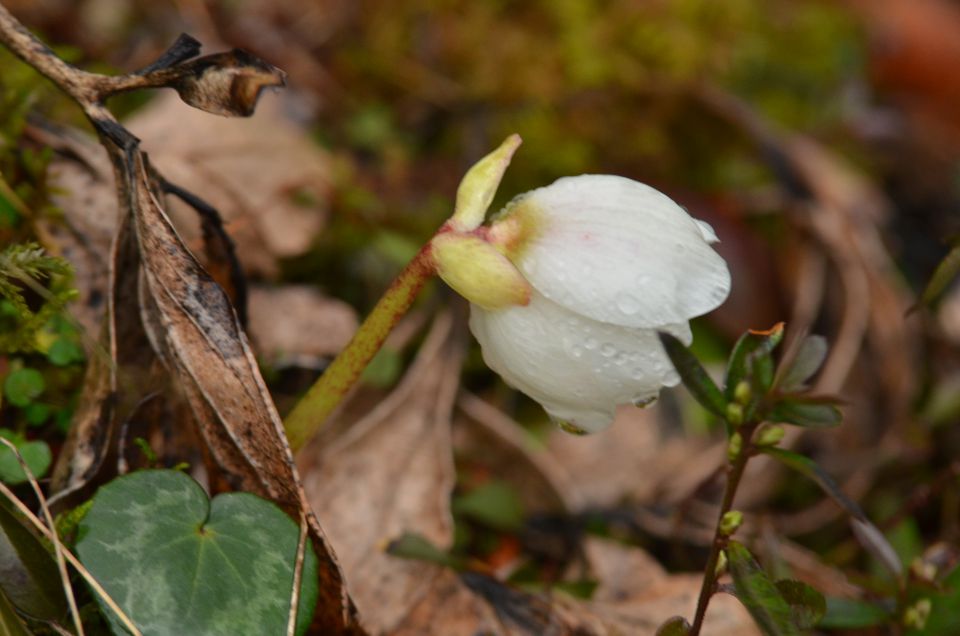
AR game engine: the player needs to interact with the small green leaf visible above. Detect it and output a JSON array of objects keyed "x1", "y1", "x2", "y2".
[
  {"x1": 724, "y1": 323, "x2": 785, "y2": 401},
  {"x1": 760, "y1": 447, "x2": 866, "y2": 520},
  {"x1": 76, "y1": 470, "x2": 319, "y2": 636},
  {"x1": 775, "y1": 579, "x2": 826, "y2": 629},
  {"x1": 726, "y1": 541, "x2": 801, "y2": 636},
  {"x1": 818, "y1": 597, "x2": 891, "y2": 629},
  {"x1": 46, "y1": 338, "x2": 84, "y2": 366},
  {"x1": 918, "y1": 243, "x2": 960, "y2": 309},
  {"x1": 658, "y1": 332, "x2": 727, "y2": 417},
  {"x1": 452, "y1": 481, "x2": 524, "y2": 532},
  {"x1": 779, "y1": 335, "x2": 827, "y2": 390},
  {"x1": 769, "y1": 398, "x2": 841, "y2": 428},
  {"x1": 386, "y1": 532, "x2": 465, "y2": 571},
  {"x1": 655, "y1": 615, "x2": 691, "y2": 636},
  {"x1": 3, "y1": 368, "x2": 44, "y2": 407},
  {"x1": 23, "y1": 403, "x2": 51, "y2": 427},
  {"x1": 0, "y1": 586, "x2": 31, "y2": 636},
  {"x1": 0, "y1": 432, "x2": 51, "y2": 485}
]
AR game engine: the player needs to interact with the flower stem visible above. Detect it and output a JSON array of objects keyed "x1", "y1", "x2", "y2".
[
  {"x1": 689, "y1": 423, "x2": 758, "y2": 636},
  {"x1": 283, "y1": 244, "x2": 435, "y2": 451}
]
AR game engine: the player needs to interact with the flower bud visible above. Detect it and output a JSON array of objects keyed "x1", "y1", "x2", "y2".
[
  {"x1": 715, "y1": 550, "x2": 729, "y2": 576},
  {"x1": 733, "y1": 380, "x2": 752, "y2": 406},
  {"x1": 719, "y1": 510, "x2": 743, "y2": 536},
  {"x1": 431, "y1": 233, "x2": 531, "y2": 310},
  {"x1": 727, "y1": 433, "x2": 743, "y2": 462},
  {"x1": 725, "y1": 403, "x2": 744, "y2": 427},
  {"x1": 903, "y1": 599, "x2": 931, "y2": 631},
  {"x1": 755, "y1": 424, "x2": 785, "y2": 447},
  {"x1": 450, "y1": 135, "x2": 522, "y2": 231}
]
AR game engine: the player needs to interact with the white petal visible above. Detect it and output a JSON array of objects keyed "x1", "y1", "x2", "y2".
[
  {"x1": 469, "y1": 291, "x2": 691, "y2": 433},
  {"x1": 501, "y1": 175, "x2": 731, "y2": 329}
]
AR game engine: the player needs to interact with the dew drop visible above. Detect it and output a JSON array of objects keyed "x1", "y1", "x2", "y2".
[
  {"x1": 585, "y1": 337, "x2": 599, "y2": 350},
  {"x1": 600, "y1": 343, "x2": 616, "y2": 357},
  {"x1": 617, "y1": 294, "x2": 642, "y2": 315}
]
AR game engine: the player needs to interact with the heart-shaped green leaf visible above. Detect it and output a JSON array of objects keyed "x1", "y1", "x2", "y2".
[{"x1": 76, "y1": 470, "x2": 318, "y2": 636}]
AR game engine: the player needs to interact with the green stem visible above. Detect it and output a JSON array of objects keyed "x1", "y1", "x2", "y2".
[
  {"x1": 689, "y1": 423, "x2": 757, "y2": 636},
  {"x1": 283, "y1": 243, "x2": 436, "y2": 451}
]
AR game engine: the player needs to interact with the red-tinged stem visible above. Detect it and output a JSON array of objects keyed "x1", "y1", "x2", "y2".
[
  {"x1": 283, "y1": 243, "x2": 436, "y2": 451},
  {"x1": 689, "y1": 423, "x2": 757, "y2": 636}
]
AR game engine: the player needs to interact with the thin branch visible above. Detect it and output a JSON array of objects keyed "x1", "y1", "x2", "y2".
[{"x1": 689, "y1": 424, "x2": 758, "y2": 636}]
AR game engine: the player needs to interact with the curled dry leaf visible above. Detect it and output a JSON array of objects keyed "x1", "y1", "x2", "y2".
[
  {"x1": 300, "y1": 312, "x2": 462, "y2": 634},
  {"x1": 49, "y1": 215, "x2": 157, "y2": 509},
  {"x1": 127, "y1": 92, "x2": 330, "y2": 276},
  {"x1": 114, "y1": 147, "x2": 358, "y2": 632},
  {"x1": 163, "y1": 48, "x2": 287, "y2": 117}
]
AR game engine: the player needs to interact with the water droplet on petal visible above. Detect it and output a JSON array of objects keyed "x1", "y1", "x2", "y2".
[
  {"x1": 571, "y1": 344, "x2": 584, "y2": 358},
  {"x1": 585, "y1": 337, "x2": 599, "y2": 350},
  {"x1": 617, "y1": 294, "x2": 642, "y2": 315},
  {"x1": 600, "y1": 343, "x2": 616, "y2": 357}
]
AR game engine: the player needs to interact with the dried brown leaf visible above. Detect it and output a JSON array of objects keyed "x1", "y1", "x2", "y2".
[
  {"x1": 247, "y1": 284, "x2": 357, "y2": 363},
  {"x1": 165, "y1": 48, "x2": 286, "y2": 117},
  {"x1": 127, "y1": 92, "x2": 330, "y2": 276},
  {"x1": 112, "y1": 146, "x2": 359, "y2": 632},
  {"x1": 48, "y1": 215, "x2": 156, "y2": 509},
  {"x1": 545, "y1": 405, "x2": 712, "y2": 508},
  {"x1": 300, "y1": 313, "x2": 462, "y2": 634},
  {"x1": 455, "y1": 392, "x2": 579, "y2": 513},
  {"x1": 388, "y1": 571, "x2": 503, "y2": 636}
]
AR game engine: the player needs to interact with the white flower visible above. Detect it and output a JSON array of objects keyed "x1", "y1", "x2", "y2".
[
  {"x1": 432, "y1": 136, "x2": 730, "y2": 434},
  {"x1": 466, "y1": 175, "x2": 730, "y2": 433}
]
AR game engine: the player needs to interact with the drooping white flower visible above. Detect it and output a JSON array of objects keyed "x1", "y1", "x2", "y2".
[{"x1": 432, "y1": 138, "x2": 730, "y2": 433}]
